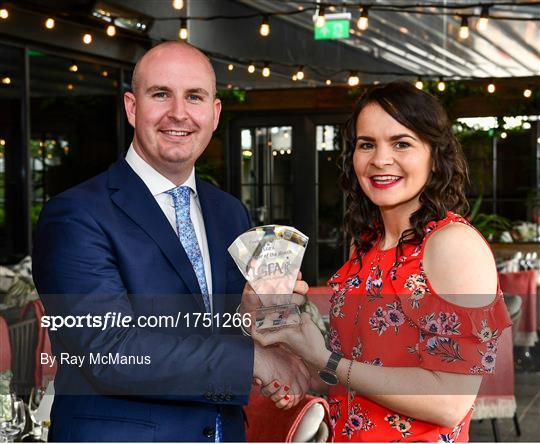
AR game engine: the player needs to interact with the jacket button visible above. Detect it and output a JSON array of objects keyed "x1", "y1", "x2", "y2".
[{"x1": 203, "y1": 426, "x2": 215, "y2": 438}]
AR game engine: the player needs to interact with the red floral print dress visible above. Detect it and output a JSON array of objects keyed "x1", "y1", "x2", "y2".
[{"x1": 327, "y1": 212, "x2": 512, "y2": 442}]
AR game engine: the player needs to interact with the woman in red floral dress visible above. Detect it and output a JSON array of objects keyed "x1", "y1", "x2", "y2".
[{"x1": 254, "y1": 82, "x2": 512, "y2": 442}]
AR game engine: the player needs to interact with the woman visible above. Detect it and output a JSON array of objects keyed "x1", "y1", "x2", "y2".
[{"x1": 253, "y1": 81, "x2": 512, "y2": 442}]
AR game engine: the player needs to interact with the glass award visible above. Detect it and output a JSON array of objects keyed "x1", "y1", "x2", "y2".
[{"x1": 228, "y1": 225, "x2": 308, "y2": 331}]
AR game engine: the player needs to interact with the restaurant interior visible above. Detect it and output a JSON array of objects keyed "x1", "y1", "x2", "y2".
[{"x1": 0, "y1": 0, "x2": 539, "y2": 441}]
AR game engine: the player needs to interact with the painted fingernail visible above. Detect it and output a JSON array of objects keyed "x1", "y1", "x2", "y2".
[
  {"x1": 284, "y1": 395, "x2": 290, "y2": 401},
  {"x1": 274, "y1": 382, "x2": 280, "y2": 389},
  {"x1": 284, "y1": 386, "x2": 290, "y2": 392}
]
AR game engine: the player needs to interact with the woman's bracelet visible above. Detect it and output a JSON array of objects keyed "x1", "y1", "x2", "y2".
[{"x1": 346, "y1": 359, "x2": 354, "y2": 388}]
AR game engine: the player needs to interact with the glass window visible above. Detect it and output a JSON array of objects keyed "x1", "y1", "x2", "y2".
[
  {"x1": 316, "y1": 125, "x2": 346, "y2": 284},
  {"x1": 0, "y1": 44, "x2": 24, "y2": 261},
  {"x1": 29, "y1": 51, "x2": 120, "y2": 227}
]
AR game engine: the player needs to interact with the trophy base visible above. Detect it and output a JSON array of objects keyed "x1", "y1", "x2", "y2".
[{"x1": 254, "y1": 304, "x2": 302, "y2": 331}]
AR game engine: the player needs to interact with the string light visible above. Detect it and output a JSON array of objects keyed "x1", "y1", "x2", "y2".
[
  {"x1": 487, "y1": 81, "x2": 495, "y2": 94},
  {"x1": 477, "y1": 5, "x2": 489, "y2": 31},
  {"x1": 295, "y1": 66, "x2": 304, "y2": 81},
  {"x1": 106, "y1": 24, "x2": 116, "y2": 37},
  {"x1": 172, "y1": 0, "x2": 184, "y2": 10},
  {"x1": 459, "y1": 16, "x2": 470, "y2": 39},
  {"x1": 82, "y1": 33, "x2": 93, "y2": 44},
  {"x1": 227, "y1": 63, "x2": 234, "y2": 71},
  {"x1": 0, "y1": 8, "x2": 8, "y2": 20},
  {"x1": 101, "y1": 70, "x2": 109, "y2": 77},
  {"x1": 69, "y1": 64, "x2": 78, "y2": 72},
  {"x1": 500, "y1": 131, "x2": 507, "y2": 139},
  {"x1": 67, "y1": 83, "x2": 74, "y2": 91},
  {"x1": 291, "y1": 74, "x2": 297, "y2": 81},
  {"x1": 45, "y1": 17, "x2": 55, "y2": 29},
  {"x1": 325, "y1": 79, "x2": 332, "y2": 85},
  {"x1": 315, "y1": 6, "x2": 326, "y2": 28},
  {"x1": 247, "y1": 62, "x2": 255, "y2": 74},
  {"x1": 437, "y1": 77, "x2": 446, "y2": 92},
  {"x1": 523, "y1": 88, "x2": 532, "y2": 98},
  {"x1": 178, "y1": 18, "x2": 188, "y2": 40},
  {"x1": 1, "y1": 77, "x2": 11, "y2": 85},
  {"x1": 415, "y1": 77, "x2": 423, "y2": 90},
  {"x1": 259, "y1": 16, "x2": 270, "y2": 37},
  {"x1": 348, "y1": 71, "x2": 359, "y2": 87},
  {"x1": 262, "y1": 63, "x2": 270, "y2": 78},
  {"x1": 357, "y1": 7, "x2": 369, "y2": 31}
]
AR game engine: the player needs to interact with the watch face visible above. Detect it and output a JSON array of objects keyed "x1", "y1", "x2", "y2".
[{"x1": 318, "y1": 370, "x2": 338, "y2": 385}]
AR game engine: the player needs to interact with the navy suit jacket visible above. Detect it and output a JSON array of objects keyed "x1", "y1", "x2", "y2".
[{"x1": 32, "y1": 159, "x2": 254, "y2": 442}]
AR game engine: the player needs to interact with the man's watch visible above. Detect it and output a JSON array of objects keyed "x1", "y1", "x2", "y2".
[{"x1": 318, "y1": 352, "x2": 343, "y2": 385}]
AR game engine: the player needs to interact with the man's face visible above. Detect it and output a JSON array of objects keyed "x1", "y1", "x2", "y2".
[{"x1": 124, "y1": 45, "x2": 221, "y2": 180}]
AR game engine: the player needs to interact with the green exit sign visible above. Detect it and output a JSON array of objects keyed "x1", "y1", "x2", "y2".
[{"x1": 314, "y1": 19, "x2": 350, "y2": 40}]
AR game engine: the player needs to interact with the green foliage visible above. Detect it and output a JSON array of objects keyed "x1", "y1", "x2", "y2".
[
  {"x1": 217, "y1": 89, "x2": 247, "y2": 104},
  {"x1": 468, "y1": 196, "x2": 512, "y2": 241}
]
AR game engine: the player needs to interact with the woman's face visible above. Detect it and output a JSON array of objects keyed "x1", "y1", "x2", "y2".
[{"x1": 353, "y1": 102, "x2": 432, "y2": 212}]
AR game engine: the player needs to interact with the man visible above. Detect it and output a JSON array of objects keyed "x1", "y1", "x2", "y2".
[{"x1": 32, "y1": 42, "x2": 309, "y2": 442}]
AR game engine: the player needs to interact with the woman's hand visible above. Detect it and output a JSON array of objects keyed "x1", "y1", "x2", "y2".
[{"x1": 252, "y1": 313, "x2": 331, "y2": 370}]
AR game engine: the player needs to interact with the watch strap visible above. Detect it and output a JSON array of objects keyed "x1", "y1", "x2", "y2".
[{"x1": 325, "y1": 352, "x2": 343, "y2": 373}]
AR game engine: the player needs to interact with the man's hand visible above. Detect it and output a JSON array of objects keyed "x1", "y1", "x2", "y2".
[
  {"x1": 240, "y1": 272, "x2": 308, "y2": 315},
  {"x1": 253, "y1": 343, "x2": 310, "y2": 409}
]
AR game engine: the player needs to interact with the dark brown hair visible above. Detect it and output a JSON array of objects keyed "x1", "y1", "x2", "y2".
[{"x1": 341, "y1": 81, "x2": 469, "y2": 258}]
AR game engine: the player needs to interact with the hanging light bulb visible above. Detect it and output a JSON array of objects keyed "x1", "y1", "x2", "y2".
[
  {"x1": 487, "y1": 81, "x2": 495, "y2": 94},
  {"x1": 459, "y1": 16, "x2": 469, "y2": 40},
  {"x1": 1, "y1": 77, "x2": 11, "y2": 85},
  {"x1": 227, "y1": 64, "x2": 234, "y2": 71},
  {"x1": 291, "y1": 74, "x2": 297, "y2": 81},
  {"x1": 259, "y1": 16, "x2": 270, "y2": 37},
  {"x1": 325, "y1": 79, "x2": 332, "y2": 86},
  {"x1": 178, "y1": 18, "x2": 188, "y2": 40},
  {"x1": 247, "y1": 62, "x2": 255, "y2": 74},
  {"x1": 262, "y1": 63, "x2": 270, "y2": 78},
  {"x1": 415, "y1": 77, "x2": 423, "y2": 90},
  {"x1": 500, "y1": 132, "x2": 507, "y2": 139},
  {"x1": 437, "y1": 78, "x2": 446, "y2": 92},
  {"x1": 523, "y1": 87, "x2": 532, "y2": 98},
  {"x1": 477, "y1": 5, "x2": 489, "y2": 31},
  {"x1": 315, "y1": 6, "x2": 326, "y2": 28},
  {"x1": 45, "y1": 17, "x2": 55, "y2": 29},
  {"x1": 82, "y1": 33, "x2": 93, "y2": 44},
  {"x1": 357, "y1": 7, "x2": 369, "y2": 31},
  {"x1": 348, "y1": 71, "x2": 360, "y2": 87},
  {"x1": 106, "y1": 23, "x2": 116, "y2": 37},
  {"x1": 172, "y1": 0, "x2": 184, "y2": 10},
  {"x1": 296, "y1": 66, "x2": 304, "y2": 80},
  {"x1": 69, "y1": 64, "x2": 78, "y2": 72},
  {"x1": 0, "y1": 8, "x2": 8, "y2": 20}
]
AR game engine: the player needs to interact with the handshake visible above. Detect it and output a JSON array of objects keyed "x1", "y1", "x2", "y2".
[{"x1": 240, "y1": 275, "x2": 325, "y2": 410}]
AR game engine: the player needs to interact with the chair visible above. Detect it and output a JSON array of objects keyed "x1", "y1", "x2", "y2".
[
  {"x1": 472, "y1": 326, "x2": 520, "y2": 441},
  {"x1": 0, "y1": 316, "x2": 11, "y2": 373},
  {"x1": 499, "y1": 270, "x2": 538, "y2": 346}
]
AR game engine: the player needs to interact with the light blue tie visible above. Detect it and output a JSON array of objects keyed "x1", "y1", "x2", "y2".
[
  {"x1": 166, "y1": 186, "x2": 222, "y2": 442},
  {"x1": 167, "y1": 186, "x2": 211, "y2": 313}
]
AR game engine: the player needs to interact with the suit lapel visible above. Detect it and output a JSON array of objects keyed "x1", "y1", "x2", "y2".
[
  {"x1": 107, "y1": 160, "x2": 206, "y2": 312},
  {"x1": 197, "y1": 178, "x2": 228, "y2": 317}
]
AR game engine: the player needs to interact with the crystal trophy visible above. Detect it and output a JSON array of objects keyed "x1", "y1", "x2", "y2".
[{"x1": 228, "y1": 225, "x2": 309, "y2": 331}]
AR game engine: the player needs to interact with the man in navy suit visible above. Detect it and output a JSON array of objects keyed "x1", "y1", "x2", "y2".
[{"x1": 32, "y1": 42, "x2": 309, "y2": 442}]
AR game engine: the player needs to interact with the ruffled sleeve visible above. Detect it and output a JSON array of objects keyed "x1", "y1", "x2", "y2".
[
  {"x1": 390, "y1": 212, "x2": 513, "y2": 375},
  {"x1": 397, "y1": 289, "x2": 512, "y2": 375}
]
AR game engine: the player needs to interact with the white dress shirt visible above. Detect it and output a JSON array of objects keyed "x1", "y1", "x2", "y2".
[{"x1": 125, "y1": 145, "x2": 213, "y2": 305}]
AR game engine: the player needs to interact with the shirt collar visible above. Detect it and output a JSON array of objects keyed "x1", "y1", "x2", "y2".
[{"x1": 125, "y1": 144, "x2": 198, "y2": 198}]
